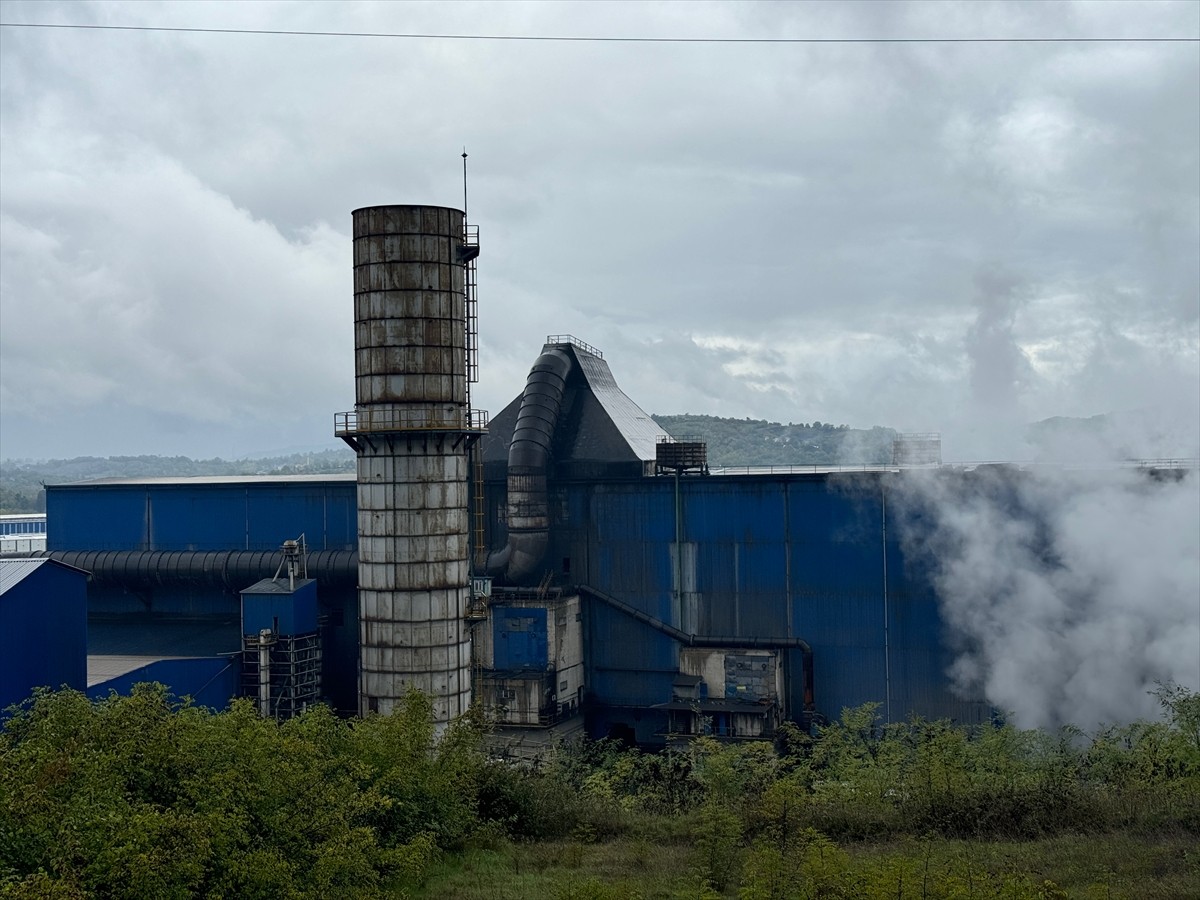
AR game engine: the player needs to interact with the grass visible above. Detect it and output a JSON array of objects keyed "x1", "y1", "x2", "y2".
[{"x1": 408, "y1": 829, "x2": 1200, "y2": 900}]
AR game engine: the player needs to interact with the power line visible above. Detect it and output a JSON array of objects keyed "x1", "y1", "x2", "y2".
[{"x1": 0, "y1": 22, "x2": 1195, "y2": 43}]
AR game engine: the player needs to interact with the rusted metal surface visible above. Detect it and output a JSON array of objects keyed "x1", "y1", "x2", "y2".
[{"x1": 345, "y1": 204, "x2": 480, "y2": 724}]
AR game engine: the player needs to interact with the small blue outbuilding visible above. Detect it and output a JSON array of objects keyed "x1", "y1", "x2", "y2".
[{"x1": 0, "y1": 558, "x2": 89, "y2": 711}]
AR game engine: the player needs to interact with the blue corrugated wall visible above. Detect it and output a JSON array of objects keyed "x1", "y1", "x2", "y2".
[
  {"x1": 47, "y1": 479, "x2": 357, "y2": 551},
  {"x1": 42, "y1": 471, "x2": 989, "y2": 731},
  {"x1": 0, "y1": 561, "x2": 89, "y2": 711},
  {"x1": 567, "y1": 472, "x2": 988, "y2": 729},
  {"x1": 86, "y1": 657, "x2": 240, "y2": 711}
]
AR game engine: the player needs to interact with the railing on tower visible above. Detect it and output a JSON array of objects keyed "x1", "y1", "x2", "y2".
[{"x1": 335, "y1": 408, "x2": 488, "y2": 437}]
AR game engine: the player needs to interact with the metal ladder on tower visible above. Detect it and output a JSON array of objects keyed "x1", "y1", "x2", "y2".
[
  {"x1": 472, "y1": 447, "x2": 487, "y2": 574},
  {"x1": 464, "y1": 224, "x2": 480, "y2": 402}
]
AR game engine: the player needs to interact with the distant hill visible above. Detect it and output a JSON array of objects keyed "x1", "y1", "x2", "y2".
[
  {"x1": 0, "y1": 449, "x2": 356, "y2": 513},
  {"x1": 7, "y1": 410, "x2": 1188, "y2": 514},
  {"x1": 0, "y1": 418, "x2": 898, "y2": 512},
  {"x1": 1026, "y1": 410, "x2": 1199, "y2": 462},
  {"x1": 652, "y1": 414, "x2": 897, "y2": 467}
]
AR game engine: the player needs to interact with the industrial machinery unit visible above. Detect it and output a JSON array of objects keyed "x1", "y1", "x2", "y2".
[{"x1": 240, "y1": 540, "x2": 322, "y2": 719}]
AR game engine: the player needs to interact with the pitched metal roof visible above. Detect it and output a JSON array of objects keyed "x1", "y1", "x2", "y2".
[
  {"x1": 571, "y1": 348, "x2": 668, "y2": 461},
  {"x1": 0, "y1": 557, "x2": 48, "y2": 594}
]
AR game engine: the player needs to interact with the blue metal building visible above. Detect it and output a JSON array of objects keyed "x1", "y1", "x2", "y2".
[
  {"x1": 554, "y1": 472, "x2": 983, "y2": 742},
  {"x1": 47, "y1": 475, "x2": 356, "y2": 551},
  {"x1": 0, "y1": 558, "x2": 89, "y2": 711},
  {"x1": 19, "y1": 340, "x2": 997, "y2": 739}
]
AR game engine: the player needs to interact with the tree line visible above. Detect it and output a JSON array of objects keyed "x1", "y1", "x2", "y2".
[
  {"x1": 652, "y1": 415, "x2": 897, "y2": 467},
  {"x1": 2, "y1": 683, "x2": 1197, "y2": 898},
  {"x1": 0, "y1": 450, "x2": 356, "y2": 514}
]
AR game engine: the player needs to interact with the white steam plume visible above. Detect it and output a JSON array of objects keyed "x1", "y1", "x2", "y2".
[{"x1": 894, "y1": 465, "x2": 1200, "y2": 730}]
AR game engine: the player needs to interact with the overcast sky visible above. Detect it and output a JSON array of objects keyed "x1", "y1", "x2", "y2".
[{"x1": 1, "y1": 0, "x2": 1197, "y2": 461}]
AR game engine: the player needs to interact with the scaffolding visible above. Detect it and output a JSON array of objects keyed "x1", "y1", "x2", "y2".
[{"x1": 241, "y1": 630, "x2": 322, "y2": 720}]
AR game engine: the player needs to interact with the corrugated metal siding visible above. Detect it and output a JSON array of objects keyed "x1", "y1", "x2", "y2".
[
  {"x1": 0, "y1": 557, "x2": 49, "y2": 593},
  {"x1": 48, "y1": 487, "x2": 149, "y2": 550},
  {"x1": 564, "y1": 473, "x2": 990, "y2": 725},
  {"x1": 47, "y1": 480, "x2": 358, "y2": 551},
  {"x1": 0, "y1": 561, "x2": 88, "y2": 710}
]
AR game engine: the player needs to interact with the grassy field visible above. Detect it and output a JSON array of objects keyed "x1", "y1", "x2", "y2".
[
  {"x1": 4, "y1": 688, "x2": 1197, "y2": 899},
  {"x1": 413, "y1": 829, "x2": 1200, "y2": 900}
]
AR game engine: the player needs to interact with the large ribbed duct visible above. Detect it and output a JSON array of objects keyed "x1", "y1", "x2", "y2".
[
  {"x1": 486, "y1": 347, "x2": 572, "y2": 583},
  {"x1": 28, "y1": 550, "x2": 357, "y2": 591}
]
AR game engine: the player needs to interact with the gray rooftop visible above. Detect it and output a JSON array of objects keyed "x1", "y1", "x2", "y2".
[
  {"x1": 0, "y1": 557, "x2": 88, "y2": 594},
  {"x1": 56, "y1": 474, "x2": 356, "y2": 487},
  {"x1": 0, "y1": 558, "x2": 47, "y2": 594},
  {"x1": 87, "y1": 655, "x2": 186, "y2": 687}
]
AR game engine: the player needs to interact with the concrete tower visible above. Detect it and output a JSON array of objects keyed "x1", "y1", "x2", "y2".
[{"x1": 336, "y1": 205, "x2": 485, "y2": 723}]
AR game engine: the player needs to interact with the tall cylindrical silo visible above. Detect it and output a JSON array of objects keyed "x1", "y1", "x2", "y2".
[{"x1": 336, "y1": 204, "x2": 485, "y2": 724}]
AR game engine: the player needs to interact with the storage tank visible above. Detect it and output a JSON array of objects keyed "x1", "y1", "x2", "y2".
[{"x1": 336, "y1": 205, "x2": 485, "y2": 724}]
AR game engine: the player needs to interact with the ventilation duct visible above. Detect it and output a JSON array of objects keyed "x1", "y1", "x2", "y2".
[{"x1": 486, "y1": 347, "x2": 572, "y2": 583}]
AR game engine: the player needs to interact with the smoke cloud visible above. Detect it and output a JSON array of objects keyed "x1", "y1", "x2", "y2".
[{"x1": 894, "y1": 464, "x2": 1200, "y2": 730}]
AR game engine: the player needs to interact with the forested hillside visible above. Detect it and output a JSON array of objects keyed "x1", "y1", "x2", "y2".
[
  {"x1": 653, "y1": 414, "x2": 897, "y2": 467},
  {"x1": 4, "y1": 411, "x2": 1161, "y2": 513},
  {"x1": 0, "y1": 449, "x2": 355, "y2": 513},
  {"x1": 0, "y1": 416, "x2": 899, "y2": 513}
]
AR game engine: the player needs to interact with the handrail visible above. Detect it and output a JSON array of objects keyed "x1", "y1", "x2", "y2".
[
  {"x1": 544, "y1": 334, "x2": 603, "y2": 359},
  {"x1": 705, "y1": 464, "x2": 901, "y2": 476},
  {"x1": 334, "y1": 408, "x2": 489, "y2": 436},
  {"x1": 704, "y1": 460, "x2": 1200, "y2": 475}
]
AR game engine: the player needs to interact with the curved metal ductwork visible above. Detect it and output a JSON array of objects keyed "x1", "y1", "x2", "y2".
[
  {"x1": 579, "y1": 585, "x2": 816, "y2": 716},
  {"x1": 28, "y1": 549, "x2": 358, "y2": 592},
  {"x1": 487, "y1": 347, "x2": 573, "y2": 584}
]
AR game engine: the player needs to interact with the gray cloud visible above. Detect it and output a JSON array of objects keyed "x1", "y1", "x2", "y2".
[{"x1": 0, "y1": 0, "x2": 1197, "y2": 459}]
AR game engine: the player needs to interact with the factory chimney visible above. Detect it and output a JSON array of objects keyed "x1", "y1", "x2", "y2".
[{"x1": 336, "y1": 205, "x2": 486, "y2": 725}]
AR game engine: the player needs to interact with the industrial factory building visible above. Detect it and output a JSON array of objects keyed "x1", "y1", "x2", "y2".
[{"x1": 6, "y1": 204, "x2": 995, "y2": 746}]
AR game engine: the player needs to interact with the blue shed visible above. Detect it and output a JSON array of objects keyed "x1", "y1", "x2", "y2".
[
  {"x1": 241, "y1": 577, "x2": 319, "y2": 636},
  {"x1": 0, "y1": 558, "x2": 89, "y2": 711}
]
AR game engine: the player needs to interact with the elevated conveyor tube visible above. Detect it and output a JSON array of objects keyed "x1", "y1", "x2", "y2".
[{"x1": 487, "y1": 347, "x2": 573, "y2": 583}]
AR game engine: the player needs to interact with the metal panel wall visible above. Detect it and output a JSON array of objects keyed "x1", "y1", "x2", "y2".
[
  {"x1": 47, "y1": 486, "x2": 149, "y2": 550},
  {"x1": 493, "y1": 607, "x2": 549, "y2": 671},
  {"x1": 241, "y1": 579, "x2": 320, "y2": 636},
  {"x1": 0, "y1": 561, "x2": 88, "y2": 711},
  {"x1": 46, "y1": 479, "x2": 357, "y2": 552},
  {"x1": 86, "y1": 657, "x2": 239, "y2": 711},
  {"x1": 561, "y1": 472, "x2": 990, "y2": 727}
]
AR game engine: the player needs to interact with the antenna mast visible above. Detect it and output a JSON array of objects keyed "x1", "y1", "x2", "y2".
[{"x1": 462, "y1": 148, "x2": 469, "y2": 221}]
